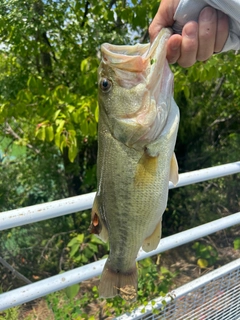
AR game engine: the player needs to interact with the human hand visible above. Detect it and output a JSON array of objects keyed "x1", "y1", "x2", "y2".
[{"x1": 149, "y1": 0, "x2": 229, "y2": 67}]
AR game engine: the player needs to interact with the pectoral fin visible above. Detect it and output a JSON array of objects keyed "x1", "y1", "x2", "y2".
[
  {"x1": 169, "y1": 153, "x2": 179, "y2": 186},
  {"x1": 134, "y1": 151, "x2": 158, "y2": 186},
  {"x1": 142, "y1": 220, "x2": 162, "y2": 252},
  {"x1": 89, "y1": 196, "x2": 109, "y2": 242}
]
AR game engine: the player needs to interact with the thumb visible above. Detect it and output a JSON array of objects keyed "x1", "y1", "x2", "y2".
[{"x1": 149, "y1": 0, "x2": 179, "y2": 42}]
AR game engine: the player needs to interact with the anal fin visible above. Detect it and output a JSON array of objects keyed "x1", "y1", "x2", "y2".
[
  {"x1": 99, "y1": 260, "x2": 138, "y2": 301},
  {"x1": 142, "y1": 220, "x2": 162, "y2": 252}
]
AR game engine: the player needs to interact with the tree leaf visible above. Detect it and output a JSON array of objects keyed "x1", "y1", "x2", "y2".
[
  {"x1": 45, "y1": 126, "x2": 54, "y2": 142},
  {"x1": 94, "y1": 104, "x2": 99, "y2": 123},
  {"x1": 68, "y1": 237, "x2": 79, "y2": 247},
  {"x1": 233, "y1": 238, "x2": 240, "y2": 250},
  {"x1": 197, "y1": 258, "x2": 208, "y2": 269},
  {"x1": 27, "y1": 76, "x2": 44, "y2": 94},
  {"x1": 76, "y1": 234, "x2": 84, "y2": 243},
  {"x1": 64, "y1": 283, "x2": 80, "y2": 299},
  {"x1": 81, "y1": 121, "x2": 88, "y2": 136},
  {"x1": 54, "y1": 132, "x2": 61, "y2": 148},
  {"x1": 69, "y1": 243, "x2": 80, "y2": 257},
  {"x1": 68, "y1": 144, "x2": 78, "y2": 163},
  {"x1": 36, "y1": 127, "x2": 46, "y2": 141},
  {"x1": 80, "y1": 58, "x2": 89, "y2": 72}
]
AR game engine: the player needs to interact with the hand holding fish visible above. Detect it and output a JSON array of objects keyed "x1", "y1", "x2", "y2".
[{"x1": 149, "y1": 0, "x2": 229, "y2": 67}]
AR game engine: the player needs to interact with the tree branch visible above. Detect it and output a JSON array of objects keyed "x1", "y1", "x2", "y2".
[
  {"x1": 81, "y1": 1, "x2": 90, "y2": 28},
  {"x1": 39, "y1": 230, "x2": 75, "y2": 263},
  {"x1": 109, "y1": 0, "x2": 117, "y2": 9},
  {"x1": 0, "y1": 256, "x2": 32, "y2": 285},
  {"x1": 5, "y1": 122, "x2": 40, "y2": 154},
  {"x1": 139, "y1": 29, "x2": 149, "y2": 44},
  {"x1": 211, "y1": 76, "x2": 225, "y2": 99}
]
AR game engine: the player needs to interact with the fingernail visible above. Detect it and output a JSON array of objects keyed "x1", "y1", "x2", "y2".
[{"x1": 200, "y1": 7, "x2": 215, "y2": 21}]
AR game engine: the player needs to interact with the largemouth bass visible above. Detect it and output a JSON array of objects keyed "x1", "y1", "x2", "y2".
[{"x1": 90, "y1": 28, "x2": 179, "y2": 301}]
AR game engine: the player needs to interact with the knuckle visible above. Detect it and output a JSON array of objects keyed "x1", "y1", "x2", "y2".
[
  {"x1": 214, "y1": 42, "x2": 224, "y2": 53},
  {"x1": 178, "y1": 56, "x2": 196, "y2": 68},
  {"x1": 179, "y1": 61, "x2": 194, "y2": 68},
  {"x1": 167, "y1": 50, "x2": 180, "y2": 65},
  {"x1": 168, "y1": 57, "x2": 178, "y2": 64},
  {"x1": 197, "y1": 51, "x2": 211, "y2": 62},
  {"x1": 183, "y1": 38, "x2": 198, "y2": 53}
]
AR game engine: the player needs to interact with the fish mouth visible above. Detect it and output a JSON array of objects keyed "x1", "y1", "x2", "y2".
[
  {"x1": 100, "y1": 28, "x2": 172, "y2": 74},
  {"x1": 100, "y1": 29, "x2": 173, "y2": 98}
]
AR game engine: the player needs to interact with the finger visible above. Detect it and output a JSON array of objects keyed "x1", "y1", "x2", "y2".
[
  {"x1": 166, "y1": 34, "x2": 182, "y2": 64},
  {"x1": 214, "y1": 11, "x2": 229, "y2": 53},
  {"x1": 149, "y1": 0, "x2": 179, "y2": 42},
  {"x1": 177, "y1": 21, "x2": 198, "y2": 68},
  {"x1": 197, "y1": 7, "x2": 217, "y2": 61},
  {"x1": 149, "y1": 18, "x2": 163, "y2": 43}
]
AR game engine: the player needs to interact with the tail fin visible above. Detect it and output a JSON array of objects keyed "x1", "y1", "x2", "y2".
[{"x1": 99, "y1": 260, "x2": 138, "y2": 301}]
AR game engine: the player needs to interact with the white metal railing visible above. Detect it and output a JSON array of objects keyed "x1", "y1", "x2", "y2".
[
  {"x1": 0, "y1": 161, "x2": 240, "y2": 315},
  {"x1": 1, "y1": 162, "x2": 240, "y2": 231},
  {"x1": 117, "y1": 258, "x2": 240, "y2": 320}
]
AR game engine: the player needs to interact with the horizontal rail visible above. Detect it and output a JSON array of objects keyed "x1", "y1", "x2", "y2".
[
  {"x1": 0, "y1": 211, "x2": 240, "y2": 311},
  {"x1": 0, "y1": 192, "x2": 96, "y2": 232},
  {"x1": 116, "y1": 258, "x2": 240, "y2": 320},
  {"x1": 1, "y1": 161, "x2": 240, "y2": 231}
]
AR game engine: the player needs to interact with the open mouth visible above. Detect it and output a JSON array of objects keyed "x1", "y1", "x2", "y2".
[{"x1": 100, "y1": 29, "x2": 172, "y2": 73}]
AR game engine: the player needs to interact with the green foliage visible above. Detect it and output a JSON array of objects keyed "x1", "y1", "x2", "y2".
[
  {"x1": 0, "y1": 307, "x2": 19, "y2": 320},
  {"x1": 192, "y1": 242, "x2": 218, "y2": 268},
  {"x1": 0, "y1": 147, "x2": 68, "y2": 210},
  {"x1": 173, "y1": 53, "x2": 240, "y2": 170},
  {"x1": 138, "y1": 258, "x2": 177, "y2": 300},
  {"x1": 233, "y1": 238, "x2": 240, "y2": 250},
  {"x1": 67, "y1": 233, "x2": 107, "y2": 265},
  {"x1": 64, "y1": 283, "x2": 80, "y2": 300},
  {"x1": 46, "y1": 290, "x2": 88, "y2": 319},
  {"x1": 66, "y1": 216, "x2": 109, "y2": 268},
  {"x1": 0, "y1": 218, "x2": 76, "y2": 286}
]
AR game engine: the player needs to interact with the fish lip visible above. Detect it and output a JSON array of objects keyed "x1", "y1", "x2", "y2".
[
  {"x1": 101, "y1": 43, "x2": 149, "y2": 60},
  {"x1": 100, "y1": 28, "x2": 172, "y2": 72},
  {"x1": 100, "y1": 43, "x2": 149, "y2": 72}
]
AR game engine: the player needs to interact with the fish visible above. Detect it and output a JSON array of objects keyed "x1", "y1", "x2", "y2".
[{"x1": 89, "y1": 28, "x2": 180, "y2": 301}]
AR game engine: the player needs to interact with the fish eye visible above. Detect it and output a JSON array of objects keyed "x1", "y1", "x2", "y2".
[{"x1": 100, "y1": 78, "x2": 112, "y2": 92}]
